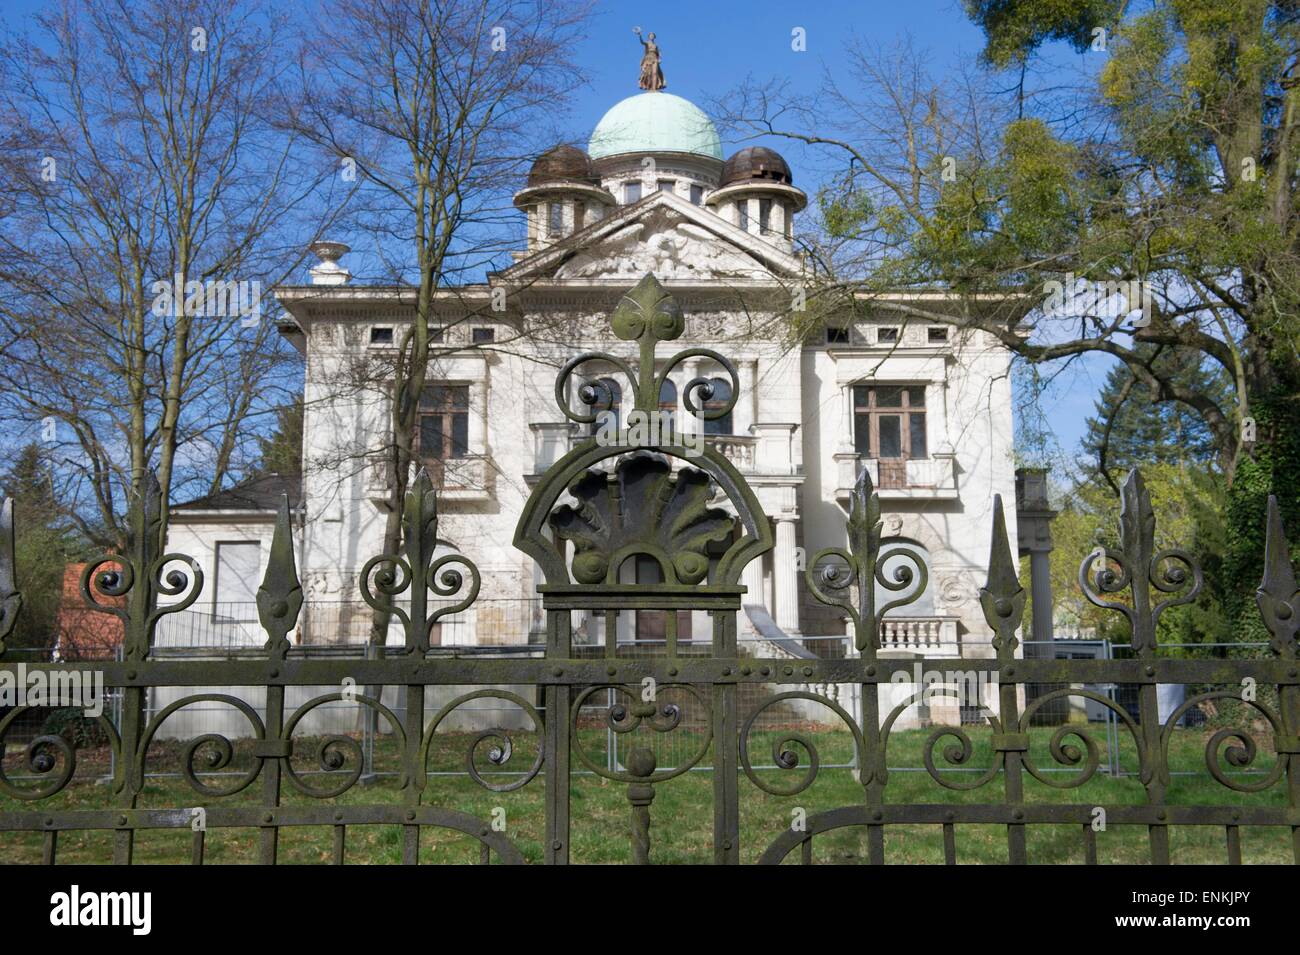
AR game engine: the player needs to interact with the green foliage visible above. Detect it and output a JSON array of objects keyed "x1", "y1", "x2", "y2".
[
  {"x1": 252, "y1": 397, "x2": 304, "y2": 478},
  {"x1": 964, "y1": 0, "x2": 1126, "y2": 67},
  {"x1": 1221, "y1": 390, "x2": 1300, "y2": 640},
  {"x1": 1048, "y1": 463, "x2": 1229, "y2": 645},
  {"x1": 818, "y1": 185, "x2": 875, "y2": 239},
  {"x1": 1082, "y1": 349, "x2": 1227, "y2": 472},
  {"x1": 2, "y1": 444, "x2": 80, "y2": 651}
]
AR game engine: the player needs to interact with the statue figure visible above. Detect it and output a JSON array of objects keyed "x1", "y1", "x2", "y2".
[{"x1": 634, "y1": 27, "x2": 665, "y2": 91}]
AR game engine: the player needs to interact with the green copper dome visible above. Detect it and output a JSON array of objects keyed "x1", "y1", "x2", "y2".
[{"x1": 588, "y1": 92, "x2": 722, "y2": 161}]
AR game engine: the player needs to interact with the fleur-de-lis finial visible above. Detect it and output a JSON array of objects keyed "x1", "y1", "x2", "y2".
[
  {"x1": 805, "y1": 466, "x2": 928, "y2": 654},
  {"x1": 403, "y1": 468, "x2": 440, "y2": 575}
]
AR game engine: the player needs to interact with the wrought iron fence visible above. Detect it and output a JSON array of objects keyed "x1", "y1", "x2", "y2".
[{"x1": 0, "y1": 273, "x2": 1297, "y2": 864}]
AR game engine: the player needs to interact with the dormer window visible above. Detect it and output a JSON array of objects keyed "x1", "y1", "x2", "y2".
[{"x1": 624, "y1": 182, "x2": 642, "y2": 203}]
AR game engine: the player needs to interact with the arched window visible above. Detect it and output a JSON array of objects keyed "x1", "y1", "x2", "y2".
[
  {"x1": 702, "y1": 377, "x2": 733, "y2": 435},
  {"x1": 658, "y1": 378, "x2": 677, "y2": 430},
  {"x1": 586, "y1": 377, "x2": 621, "y2": 434}
]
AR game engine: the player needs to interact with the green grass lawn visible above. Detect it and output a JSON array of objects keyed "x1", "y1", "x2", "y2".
[{"x1": 1, "y1": 724, "x2": 1293, "y2": 864}]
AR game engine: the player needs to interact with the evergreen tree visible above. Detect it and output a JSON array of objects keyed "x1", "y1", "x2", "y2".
[
  {"x1": 251, "y1": 398, "x2": 304, "y2": 478},
  {"x1": 1, "y1": 444, "x2": 81, "y2": 651},
  {"x1": 1082, "y1": 347, "x2": 1227, "y2": 484}
]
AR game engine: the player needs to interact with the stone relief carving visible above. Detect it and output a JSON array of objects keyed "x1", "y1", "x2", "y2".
[
  {"x1": 936, "y1": 571, "x2": 975, "y2": 611},
  {"x1": 555, "y1": 214, "x2": 767, "y2": 280}
]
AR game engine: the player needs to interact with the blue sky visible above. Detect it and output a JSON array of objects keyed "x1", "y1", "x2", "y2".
[
  {"x1": 1, "y1": 0, "x2": 1111, "y2": 468},
  {"x1": 562, "y1": 2, "x2": 1109, "y2": 466}
]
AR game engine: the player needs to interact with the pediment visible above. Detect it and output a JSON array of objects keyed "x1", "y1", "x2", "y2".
[{"x1": 498, "y1": 190, "x2": 803, "y2": 285}]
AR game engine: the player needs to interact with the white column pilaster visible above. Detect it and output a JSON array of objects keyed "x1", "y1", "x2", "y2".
[{"x1": 774, "y1": 517, "x2": 801, "y2": 635}]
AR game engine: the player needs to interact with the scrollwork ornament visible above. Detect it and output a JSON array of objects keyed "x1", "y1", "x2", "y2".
[
  {"x1": 0, "y1": 704, "x2": 107, "y2": 800},
  {"x1": 1161, "y1": 691, "x2": 1286, "y2": 793},
  {"x1": 1019, "y1": 689, "x2": 1148, "y2": 788},
  {"x1": 421, "y1": 690, "x2": 545, "y2": 793},
  {"x1": 283, "y1": 692, "x2": 406, "y2": 798},
  {"x1": 739, "y1": 691, "x2": 864, "y2": 796},
  {"x1": 1078, "y1": 470, "x2": 1202, "y2": 652},
  {"x1": 137, "y1": 694, "x2": 266, "y2": 798},
  {"x1": 805, "y1": 468, "x2": 928, "y2": 653},
  {"x1": 570, "y1": 684, "x2": 711, "y2": 784}
]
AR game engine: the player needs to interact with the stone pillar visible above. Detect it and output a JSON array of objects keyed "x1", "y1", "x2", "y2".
[
  {"x1": 774, "y1": 517, "x2": 800, "y2": 635},
  {"x1": 1014, "y1": 468, "x2": 1056, "y2": 651}
]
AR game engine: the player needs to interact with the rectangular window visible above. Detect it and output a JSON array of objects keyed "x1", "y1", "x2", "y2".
[
  {"x1": 419, "y1": 385, "x2": 470, "y2": 486},
  {"x1": 826, "y1": 326, "x2": 849, "y2": 344},
  {"x1": 689, "y1": 184, "x2": 703, "y2": 205},
  {"x1": 657, "y1": 179, "x2": 674, "y2": 193},
  {"x1": 574, "y1": 203, "x2": 585, "y2": 231},
  {"x1": 214, "y1": 542, "x2": 260, "y2": 621},
  {"x1": 624, "y1": 181, "x2": 642, "y2": 203},
  {"x1": 852, "y1": 385, "x2": 928, "y2": 482},
  {"x1": 472, "y1": 327, "x2": 495, "y2": 344},
  {"x1": 548, "y1": 202, "x2": 564, "y2": 237},
  {"x1": 928, "y1": 326, "x2": 949, "y2": 343},
  {"x1": 877, "y1": 327, "x2": 899, "y2": 344},
  {"x1": 430, "y1": 326, "x2": 445, "y2": 344},
  {"x1": 759, "y1": 198, "x2": 772, "y2": 233},
  {"x1": 369, "y1": 326, "x2": 393, "y2": 345}
]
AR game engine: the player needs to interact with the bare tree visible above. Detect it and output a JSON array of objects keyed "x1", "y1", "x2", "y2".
[
  {"x1": 0, "y1": 0, "x2": 345, "y2": 548},
  {"x1": 284, "y1": 0, "x2": 591, "y2": 642}
]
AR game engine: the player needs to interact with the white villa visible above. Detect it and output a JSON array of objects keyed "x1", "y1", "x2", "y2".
[{"x1": 166, "y1": 82, "x2": 1022, "y2": 679}]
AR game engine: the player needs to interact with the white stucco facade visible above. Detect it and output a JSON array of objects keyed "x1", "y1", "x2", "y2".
[{"x1": 167, "y1": 90, "x2": 1024, "y2": 698}]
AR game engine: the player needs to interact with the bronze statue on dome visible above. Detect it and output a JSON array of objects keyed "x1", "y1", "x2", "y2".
[{"x1": 634, "y1": 27, "x2": 665, "y2": 91}]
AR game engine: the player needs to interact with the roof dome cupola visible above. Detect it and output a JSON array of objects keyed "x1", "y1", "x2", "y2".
[
  {"x1": 708, "y1": 146, "x2": 807, "y2": 252},
  {"x1": 588, "y1": 93, "x2": 722, "y2": 162},
  {"x1": 528, "y1": 145, "x2": 597, "y2": 186},
  {"x1": 721, "y1": 147, "x2": 793, "y2": 187},
  {"x1": 513, "y1": 144, "x2": 616, "y2": 254}
]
